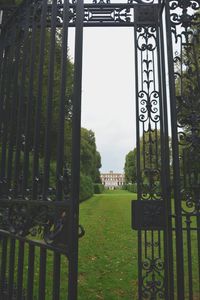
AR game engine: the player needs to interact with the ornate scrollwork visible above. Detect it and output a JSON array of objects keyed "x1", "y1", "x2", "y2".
[
  {"x1": 0, "y1": 202, "x2": 64, "y2": 239},
  {"x1": 0, "y1": 200, "x2": 84, "y2": 248},
  {"x1": 142, "y1": 258, "x2": 165, "y2": 299},
  {"x1": 181, "y1": 188, "x2": 200, "y2": 214},
  {"x1": 137, "y1": 27, "x2": 157, "y2": 51},
  {"x1": 93, "y1": 0, "x2": 110, "y2": 3},
  {"x1": 139, "y1": 91, "x2": 160, "y2": 123},
  {"x1": 169, "y1": 0, "x2": 200, "y2": 27},
  {"x1": 169, "y1": 0, "x2": 200, "y2": 216}
]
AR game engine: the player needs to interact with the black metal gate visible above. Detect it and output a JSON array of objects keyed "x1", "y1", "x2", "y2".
[{"x1": 0, "y1": 0, "x2": 199, "y2": 299}]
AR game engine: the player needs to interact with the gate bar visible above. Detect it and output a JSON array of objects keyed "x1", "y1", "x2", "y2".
[
  {"x1": 165, "y1": 2, "x2": 185, "y2": 299},
  {"x1": 158, "y1": 13, "x2": 174, "y2": 299},
  {"x1": 68, "y1": 0, "x2": 84, "y2": 299}
]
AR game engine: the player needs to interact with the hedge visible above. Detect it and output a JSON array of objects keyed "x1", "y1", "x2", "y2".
[
  {"x1": 124, "y1": 183, "x2": 137, "y2": 193},
  {"x1": 93, "y1": 183, "x2": 104, "y2": 194},
  {"x1": 79, "y1": 174, "x2": 94, "y2": 202}
]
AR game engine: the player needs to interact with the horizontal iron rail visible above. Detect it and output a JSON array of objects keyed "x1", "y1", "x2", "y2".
[
  {"x1": 0, "y1": 230, "x2": 69, "y2": 255},
  {"x1": 0, "y1": 2, "x2": 163, "y2": 30}
]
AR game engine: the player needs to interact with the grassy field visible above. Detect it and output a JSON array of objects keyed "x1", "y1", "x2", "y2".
[{"x1": 78, "y1": 190, "x2": 138, "y2": 299}]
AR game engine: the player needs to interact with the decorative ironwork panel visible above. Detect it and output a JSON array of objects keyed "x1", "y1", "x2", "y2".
[
  {"x1": 166, "y1": 1, "x2": 200, "y2": 299},
  {"x1": 0, "y1": 0, "x2": 163, "y2": 28},
  {"x1": 133, "y1": 2, "x2": 172, "y2": 299}
]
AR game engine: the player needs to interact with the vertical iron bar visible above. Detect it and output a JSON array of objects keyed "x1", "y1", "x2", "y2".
[
  {"x1": 1, "y1": 43, "x2": 14, "y2": 181},
  {"x1": 134, "y1": 22, "x2": 142, "y2": 300},
  {"x1": 186, "y1": 216, "x2": 193, "y2": 300},
  {"x1": 38, "y1": 248, "x2": 47, "y2": 300},
  {"x1": 0, "y1": 49, "x2": 9, "y2": 145},
  {"x1": 56, "y1": 0, "x2": 69, "y2": 201},
  {"x1": 165, "y1": 3, "x2": 185, "y2": 298},
  {"x1": 17, "y1": 241, "x2": 25, "y2": 300},
  {"x1": 43, "y1": 0, "x2": 57, "y2": 199},
  {"x1": 52, "y1": 253, "x2": 61, "y2": 300},
  {"x1": 68, "y1": 0, "x2": 84, "y2": 299},
  {"x1": 0, "y1": 34, "x2": 4, "y2": 85},
  {"x1": 0, "y1": 237, "x2": 7, "y2": 296},
  {"x1": 27, "y1": 245, "x2": 35, "y2": 300},
  {"x1": 22, "y1": 6, "x2": 37, "y2": 194},
  {"x1": 157, "y1": 17, "x2": 174, "y2": 299},
  {"x1": 13, "y1": 4, "x2": 30, "y2": 197},
  {"x1": 8, "y1": 239, "x2": 16, "y2": 299},
  {"x1": 32, "y1": 0, "x2": 48, "y2": 200},
  {"x1": 7, "y1": 32, "x2": 21, "y2": 189}
]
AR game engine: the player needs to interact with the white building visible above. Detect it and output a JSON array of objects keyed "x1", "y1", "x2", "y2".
[{"x1": 100, "y1": 171, "x2": 125, "y2": 190}]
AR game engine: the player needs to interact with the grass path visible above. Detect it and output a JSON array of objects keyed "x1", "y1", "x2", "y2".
[{"x1": 78, "y1": 190, "x2": 138, "y2": 300}]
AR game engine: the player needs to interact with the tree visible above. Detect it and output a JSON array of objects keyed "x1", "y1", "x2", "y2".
[
  {"x1": 94, "y1": 151, "x2": 102, "y2": 183},
  {"x1": 124, "y1": 130, "x2": 163, "y2": 185},
  {"x1": 124, "y1": 149, "x2": 137, "y2": 184},
  {"x1": 80, "y1": 128, "x2": 101, "y2": 183},
  {"x1": 174, "y1": 19, "x2": 200, "y2": 194}
]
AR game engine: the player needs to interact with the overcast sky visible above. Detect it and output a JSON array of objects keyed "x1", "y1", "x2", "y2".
[{"x1": 69, "y1": 27, "x2": 136, "y2": 173}]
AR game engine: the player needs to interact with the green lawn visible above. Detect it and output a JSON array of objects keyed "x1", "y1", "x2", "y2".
[{"x1": 78, "y1": 190, "x2": 138, "y2": 299}]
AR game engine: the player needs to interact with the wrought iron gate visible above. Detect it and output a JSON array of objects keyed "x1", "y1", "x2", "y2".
[{"x1": 0, "y1": 0, "x2": 200, "y2": 299}]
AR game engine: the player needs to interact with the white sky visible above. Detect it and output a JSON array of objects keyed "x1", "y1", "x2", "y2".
[{"x1": 69, "y1": 27, "x2": 136, "y2": 173}]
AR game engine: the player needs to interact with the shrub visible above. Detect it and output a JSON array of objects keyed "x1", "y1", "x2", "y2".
[
  {"x1": 79, "y1": 174, "x2": 94, "y2": 202},
  {"x1": 93, "y1": 183, "x2": 104, "y2": 194}
]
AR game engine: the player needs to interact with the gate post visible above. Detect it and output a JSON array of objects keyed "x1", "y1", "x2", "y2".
[
  {"x1": 158, "y1": 6, "x2": 174, "y2": 298},
  {"x1": 164, "y1": 2, "x2": 185, "y2": 299},
  {"x1": 132, "y1": 2, "x2": 176, "y2": 299},
  {"x1": 68, "y1": 0, "x2": 84, "y2": 299}
]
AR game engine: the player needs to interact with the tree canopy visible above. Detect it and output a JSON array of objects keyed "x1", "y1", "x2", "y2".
[
  {"x1": 124, "y1": 149, "x2": 137, "y2": 184},
  {"x1": 124, "y1": 130, "x2": 162, "y2": 185},
  {"x1": 80, "y1": 128, "x2": 101, "y2": 183}
]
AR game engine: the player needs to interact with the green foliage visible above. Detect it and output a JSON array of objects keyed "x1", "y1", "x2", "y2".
[
  {"x1": 93, "y1": 183, "x2": 104, "y2": 194},
  {"x1": 126, "y1": 183, "x2": 137, "y2": 193},
  {"x1": 124, "y1": 149, "x2": 137, "y2": 183},
  {"x1": 124, "y1": 130, "x2": 165, "y2": 186},
  {"x1": 80, "y1": 128, "x2": 101, "y2": 183},
  {"x1": 94, "y1": 151, "x2": 102, "y2": 183},
  {"x1": 174, "y1": 21, "x2": 200, "y2": 187},
  {"x1": 79, "y1": 128, "x2": 102, "y2": 201},
  {"x1": 79, "y1": 173, "x2": 94, "y2": 202}
]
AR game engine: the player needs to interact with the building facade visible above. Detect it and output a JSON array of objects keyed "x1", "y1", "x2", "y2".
[{"x1": 100, "y1": 171, "x2": 125, "y2": 190}]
